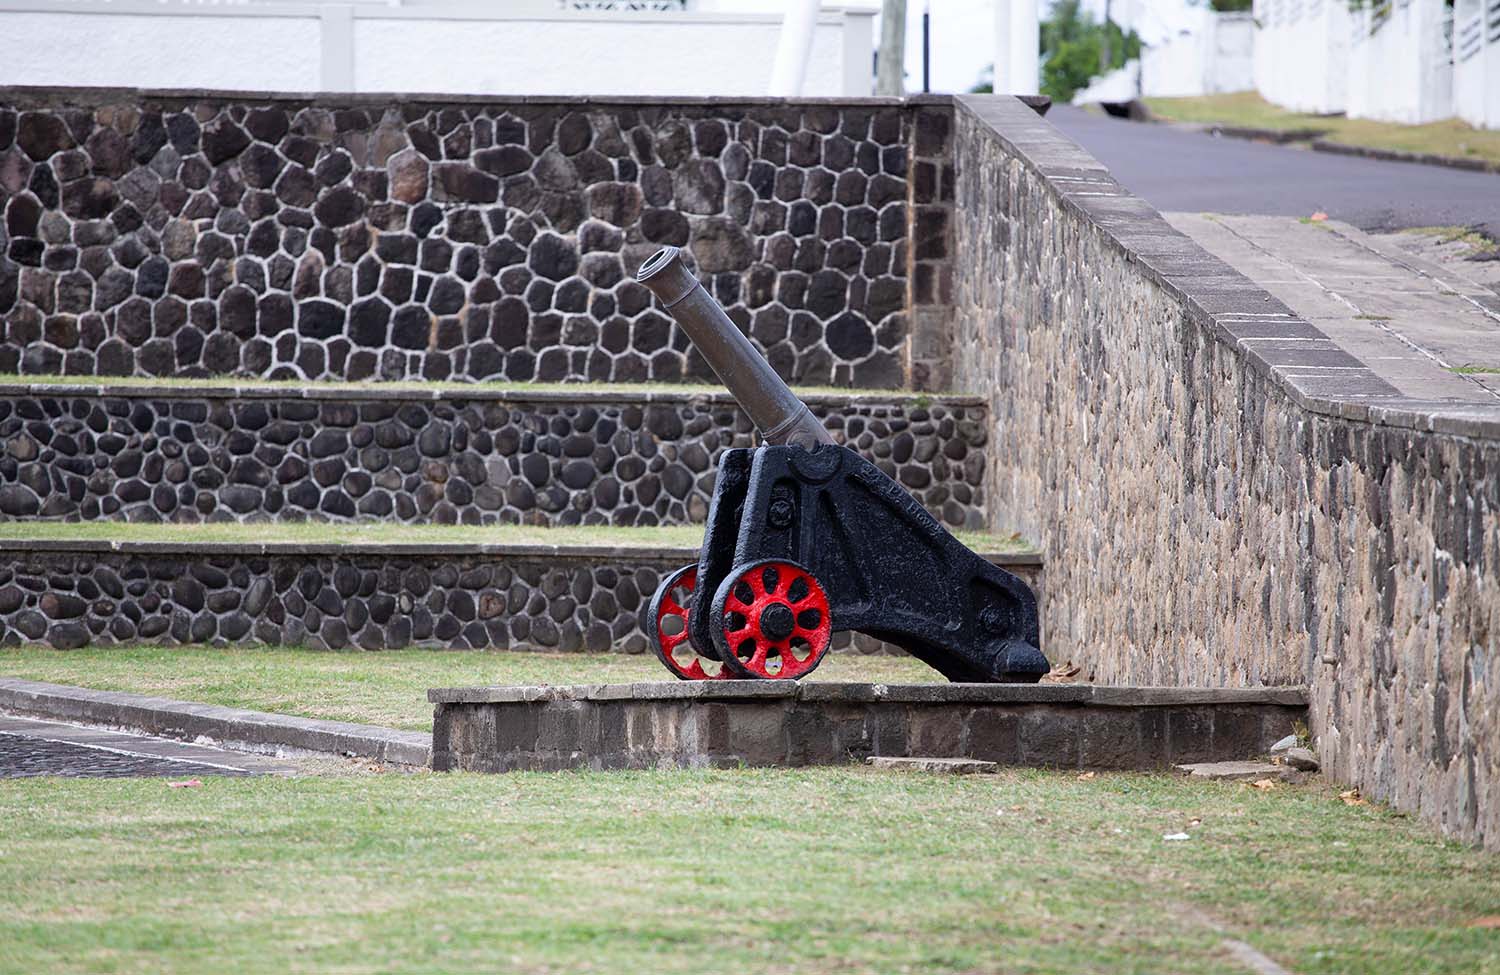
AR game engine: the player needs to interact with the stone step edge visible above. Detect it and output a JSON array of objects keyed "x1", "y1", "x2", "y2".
[
  {"x1": 0, "y1": 537, "x2": 1044, "y2": 565},
  {"x1": 0, "y1": 381, "x2": 986, "y2": 408},
  {"x1": 0, "y1": 677, "x2": 430, "y2": 767},
  {"x1": 428, "y1": 680, "x2": 1309, "y2": 707}
]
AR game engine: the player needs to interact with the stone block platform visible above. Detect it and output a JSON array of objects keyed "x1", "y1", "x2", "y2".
[{"x1": 427, "y1": 681, "x2": 1307, "y2": 772}]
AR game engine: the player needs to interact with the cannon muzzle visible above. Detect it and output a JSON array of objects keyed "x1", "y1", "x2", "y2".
[{"x1": 636, "y1": 246, "x2": 834, "y2": 450}]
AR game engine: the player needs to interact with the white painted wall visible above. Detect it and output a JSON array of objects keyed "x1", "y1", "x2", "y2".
[
  {"x1": 1346, "y1": 0, "x2": 1453, "y2": 124},
  {"x1": 1252, "y1": 0, "x2": 1350, "y2": 115},
  {"x1": 1451, "y1": 0, "x2": 1499, "y2": 128},
  {"x1": 0, "y1": 1, "x2": 877, "y2": 97},
  {"x1": 1139, "y1": 10, "x2": 1253, "y2": 98},
  {"x1": 0, "y1": 9, "x2": 322, "y2": 90}
]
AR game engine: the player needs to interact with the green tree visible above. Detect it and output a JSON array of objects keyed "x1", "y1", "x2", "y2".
[{"x1": 1039, "y1": 0, "x2": 1142, "y2": 103}]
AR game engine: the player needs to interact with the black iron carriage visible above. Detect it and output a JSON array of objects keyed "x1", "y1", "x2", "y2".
[{"x1": 637, "y1": 246, "x2": 1047, "y2": 684}]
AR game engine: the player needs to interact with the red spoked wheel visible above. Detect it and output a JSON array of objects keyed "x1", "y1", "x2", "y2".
[
  {"x1": 645, "y1": 565, "x2": 729, "y2": 681},
  {"x1": 710, "y1": 559, "x2": 833, "y2": 680}
]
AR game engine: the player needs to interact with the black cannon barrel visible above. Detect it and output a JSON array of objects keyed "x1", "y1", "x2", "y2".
[{"x1": 636, "y1": 246, "x2": 835, "y2": 450}]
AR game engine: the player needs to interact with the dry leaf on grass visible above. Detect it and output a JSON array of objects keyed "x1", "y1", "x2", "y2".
[
  {"x1": 1077, "y1": 771, "x2": 1096, "y2": 781},
  {"x1": 1310, "y1": 212, "x2": 1329, "y2": 221},
  {"x1": 1339, "y1": 789, "x2": 1368, "y2": 806},
  {"x1": 1250, "y1": 779, "x2": 1278, "y2": 791},
  {"x1": 167, "y1": 780, "x2": 203, "y2": 789},
  {"x1": 1467, "y1": 916, "x2": 1500, "y2": 929}
]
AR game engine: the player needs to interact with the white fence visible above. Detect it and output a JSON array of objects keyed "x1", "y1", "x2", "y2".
[
  {"x1": 1254, "y1": 0, "x2": 1498, "y2": 128},
  {"x1": 1453, "y1": 0, "x2": 1500, "y2": 128},
  {"x1": 0, "y1": 0, "x2": 877, "y2": 97}
]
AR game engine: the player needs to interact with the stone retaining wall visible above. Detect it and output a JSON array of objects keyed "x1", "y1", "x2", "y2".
[
  {"x1": 0, "y1": 89, "x2": 919, "y2": 386},
  {"x1": 0, "y1": 384, "x2": 986, "y2": 528},
  {"x1": 951, "y1": 95, "x2": 1500, "y2": 847},
  {"x1": 0, "y1": 541, "x2": 1040, "y2": 654},
  {"x1": 428, "y1": 680, "x2": 1307, "y2": 772}
]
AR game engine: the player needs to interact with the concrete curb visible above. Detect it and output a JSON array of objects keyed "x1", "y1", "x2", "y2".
[
  {"x1": 0, "y1": 678, "x2": 431, "y2": 767},
  {"x1": 1202, "y1": 123, "x2": 1331, "y2": 145},
  {"x1": 1148, "y1": 115, "x2": 1499, "y2": 177},
  {"x1": 1310, "y1": 138, "x2": 1500, "y2": 175}
]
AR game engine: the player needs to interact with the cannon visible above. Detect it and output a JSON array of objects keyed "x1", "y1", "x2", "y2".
[{"x1": 637, "y1": 246, "x2": 1048, "y2": 684}]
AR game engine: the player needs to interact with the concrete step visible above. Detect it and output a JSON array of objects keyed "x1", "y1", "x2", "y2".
[
  {"x1": 428, "y1": 680, "x2": 1309, "y2": 772},
  {"x1": 0, "y1": 377, "x2": 989, "y2": 529},
  {"x1": 0, "y1": 524, "x2": 1042, "y2": 654}
]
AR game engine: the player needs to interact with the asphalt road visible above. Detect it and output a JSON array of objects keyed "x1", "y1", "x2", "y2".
[{"x1": 1046, "y1": 105, "x2": 1500, "y2": 235}]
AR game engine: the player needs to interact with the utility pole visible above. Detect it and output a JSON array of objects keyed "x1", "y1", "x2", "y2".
[
  {"x1": 877, "y1": 0, "x2": 907, "y2": 96},
  {"x1": 922, "y1": 1, "x2": 931, "y2": 93}
]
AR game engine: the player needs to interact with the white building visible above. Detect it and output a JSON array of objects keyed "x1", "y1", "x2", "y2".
[{"x1": 0, "y1": 0, "x2": 877, "y2": 98}]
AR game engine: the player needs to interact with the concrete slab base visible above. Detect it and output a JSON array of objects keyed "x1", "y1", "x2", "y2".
[
  {"x1": 867, "y1": 756, "x2": 999, "y2": 774},
  {"x1": 428, "y1": 681, "x2": 1307, "y2": 773},
  {"x1": 1175, "y1": 760, "x2": 1294, "y2": 782}
]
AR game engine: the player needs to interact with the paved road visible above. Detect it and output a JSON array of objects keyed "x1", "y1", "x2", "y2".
[
  {"x1": 0, "y1": 714, "x2": 293, "y2": 778},
  {"x1": 1047, "y1": 106, "x2": 1500, "y2": 236}
]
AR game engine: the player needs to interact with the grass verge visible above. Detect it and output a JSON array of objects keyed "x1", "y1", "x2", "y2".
[
  {"x1": 0, "y1": 646, "x2": 943, "y2": 730},
  {"x1": 1143, "y1": 92, "x2": 1500, "y2": 166},
  {"x1": 0, "y1": 520, "x2": 1034, "y2": 554},
  {"x1": 1401, "y1": 225, "x2": 1500, "y2": 259},
  {"x1": 1, "y1": 768, "x2": 1497, "y2": 974}
]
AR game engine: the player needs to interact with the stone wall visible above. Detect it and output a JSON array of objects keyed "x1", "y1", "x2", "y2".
[
  {"x1": 951, "y1": 95, "x2": 1500, "y2": 847},
  {"x1": 0, "y1": 89, "x2": 914, "y2": 386},
  {"x1": 0, "y1": 541, "x2": 1041, "y2": 654},
  {"x1": 0, "y1": 384, "x2": 987, "y2": 528}
]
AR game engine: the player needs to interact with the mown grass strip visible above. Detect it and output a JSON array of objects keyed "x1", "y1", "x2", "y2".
[
  {"x1": 0, "y1": 767, "x2": 1495, "y2": 973},
  {"x1": 0, "y1": 647, "x2": 945, "y2": 730},
  {"x1": 1144, "y1": 92, "x2": 1500, "y2": 167}
]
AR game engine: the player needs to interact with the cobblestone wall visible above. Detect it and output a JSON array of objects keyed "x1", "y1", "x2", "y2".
[
  {"x1": 952, "y1": 95, "x2": 1500, "y2": 848},
  {"x1": 0, "y1": 90, "x2": 911, "y2": 386},
  {"x1": 0, "y1": 546, "x2": 1041, "y2": 655},
  {"x1": 0, "y1": 386, "x2": 988, "y2": 528}
]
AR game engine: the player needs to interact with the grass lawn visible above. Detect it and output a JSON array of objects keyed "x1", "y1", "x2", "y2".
[
  {"x1": 1143, "y1": 92, "x2": 1500, "y2": 166},
  {"x1": 0, "y1": 647, "x2": 944, "y2": 730},
  {"x1": 1, "y1": 768, "x2": 1498, "y2": 974},
  {"x1": 0, "y1": 520, "x2": 1032, "y2": 554}
]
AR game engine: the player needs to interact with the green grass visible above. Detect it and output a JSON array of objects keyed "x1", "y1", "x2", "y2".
[
  {"x1": 0, "y1": 647, "x2": 944, "y2": 730},
  {"x1": 1, "y1": 768, "x2": 1498, "y2": 973},
  {"x1": 1144, "y1": 92, "x2": 1500, "y2": 166},
  {"x1": 1401, "y1": 226, "x2": 1500, "y2": 258},
  {"x1": 0, "y1": 521, "x2": 1033, "y2": 554},
  {"x1": 1451, "y1": 365, "x2": 1500, "y2": 375},
  {"x1": 0, "y1": 373, "x2": 951, "y2": 399}
]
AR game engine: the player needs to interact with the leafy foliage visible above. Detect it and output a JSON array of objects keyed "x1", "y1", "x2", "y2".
[{"x1": 1039, "y1": 0, "x2": 1142, "y2": 103}]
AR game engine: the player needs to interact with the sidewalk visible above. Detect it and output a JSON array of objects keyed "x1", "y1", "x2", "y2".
[{"x1": 1168, "y1": 214, "x2": 1500, "y2": 404}]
